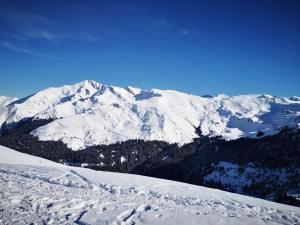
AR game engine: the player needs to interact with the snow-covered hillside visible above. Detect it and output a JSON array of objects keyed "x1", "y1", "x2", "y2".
[
  {"x1": 0, "y1": 145, "x2": 299, "y2": 225},
  {"x1": 0, "y1": 96, "x2": 18, "y2": 108},
  {"x1": 0, "y1": 80, "x2": 299, "y2": 150},
  {"x1": 0, "y1": 96, "x2": 18, "y2": 127}
]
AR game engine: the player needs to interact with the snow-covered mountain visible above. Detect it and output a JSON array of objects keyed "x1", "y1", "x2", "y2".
[
  {"x1": 0, "y1": 80, "x2": 299, "y2": 150},
  {"x1": 1, "y1": 144, "x2": 299, "y2": 225},
  {"x1": 0, "y1": 96, "x2": 18, "y2": 108}
]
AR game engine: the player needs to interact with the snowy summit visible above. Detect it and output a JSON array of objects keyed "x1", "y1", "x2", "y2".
[{"x1": 0, "y1": 80, "x2": 299, "y2": 150}]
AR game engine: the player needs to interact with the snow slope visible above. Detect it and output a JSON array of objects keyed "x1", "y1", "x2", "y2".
[
  {"x1": 0, "y1": 80, "x2": 299, "y2": 150},
  {"x1": 0, "y1": 145, "x2": 299, "y2": 225},
  {"x1": 0, "y1": 96, "x2": 19, "y2": 128},
  {"x1": 0, "y1": 96, "x2": 18, "y2": 108}
]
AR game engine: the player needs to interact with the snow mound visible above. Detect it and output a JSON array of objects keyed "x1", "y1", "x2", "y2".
[
  {"x1": 0, "y1": 81, "x2": 299, "y2": 150},
  {"x1": 0, "y1": 145, "x2": 299, "y2": 224}
]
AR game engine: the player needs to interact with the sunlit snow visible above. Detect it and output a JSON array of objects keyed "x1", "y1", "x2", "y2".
[
  {"x1": 0, "y1": 145, "x2": 299, "y2": 225},
  {"x1": 0, "y1": 80, "x2": 299, "y2": 150}
]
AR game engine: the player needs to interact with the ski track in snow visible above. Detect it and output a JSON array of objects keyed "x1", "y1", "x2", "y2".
[{"x1": 1, "y1": 164, "x2": 300, "y2": 224}]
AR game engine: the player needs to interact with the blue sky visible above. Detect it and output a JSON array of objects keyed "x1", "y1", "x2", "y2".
[{"x1": 0, "y1": 0, "x2": 299, "y2": 97}]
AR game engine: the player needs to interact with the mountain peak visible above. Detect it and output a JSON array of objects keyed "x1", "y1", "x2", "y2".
[
  {"x1": 0, "y1": 81, "x2": 299, "y2": 150},
  {"x1": 76, "y1": 80, "x2": 101, "y2": 89}
]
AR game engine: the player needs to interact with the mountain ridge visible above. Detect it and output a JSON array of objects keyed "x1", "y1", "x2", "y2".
[{"x1": 0, "y1": 80, "x2": 299, "y2": 150}]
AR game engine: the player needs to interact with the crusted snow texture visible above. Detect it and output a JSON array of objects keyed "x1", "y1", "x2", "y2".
[
  {"x1": 0, "y1": 80, "x2": 299, "y2": 150},
  {"x1": 1, "y1": 145, "x2": 300, "y2": 225}
]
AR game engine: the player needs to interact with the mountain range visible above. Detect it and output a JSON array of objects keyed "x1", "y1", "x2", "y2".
[
  {"x1": 0, "y1": 80, "x2": 299, "y2": 206},
  {"x1": 1, "y1": 80, "x2": 299, "y2": 150}
]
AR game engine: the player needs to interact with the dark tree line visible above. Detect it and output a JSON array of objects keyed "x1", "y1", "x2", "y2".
[{"x1": 0, "y1": 118, "x2": 300, "y2": 206}]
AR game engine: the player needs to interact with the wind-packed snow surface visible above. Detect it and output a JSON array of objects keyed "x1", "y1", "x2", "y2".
[
  {"x1": 0, "y1": 80, "x2": 299, "y2": 150},
  {"x1": 0, "y1": 145, "x2": 300, "y2": 225}
]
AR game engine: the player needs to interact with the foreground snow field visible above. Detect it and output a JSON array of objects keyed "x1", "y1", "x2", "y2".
[{"x1": 0, "y1": 145, "x2": 300, "y2": 225}]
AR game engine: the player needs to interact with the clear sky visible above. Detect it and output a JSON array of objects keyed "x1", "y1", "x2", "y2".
[{"x1": 0, "y1": 0, "x2": 299, "y2": 97}]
